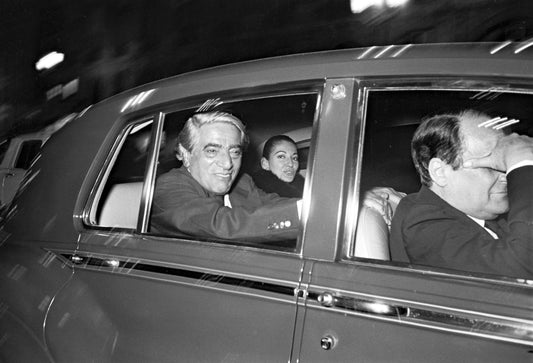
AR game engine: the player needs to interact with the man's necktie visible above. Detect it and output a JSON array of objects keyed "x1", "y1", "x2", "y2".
[{"x1": 484, "y1": 220, "x2": 501, "y2": 239}]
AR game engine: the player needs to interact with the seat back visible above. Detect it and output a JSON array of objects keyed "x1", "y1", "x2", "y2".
[
  {"x1": 99, "y1": 182, "x2": 143, "y2": 228},
  {"x1": 354, "y1": 205, "x2": 390, "y2": 260}
]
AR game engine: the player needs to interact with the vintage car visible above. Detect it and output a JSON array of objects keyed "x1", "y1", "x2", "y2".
[
  {"x1": 0, "y1": 42, "x2": 532, "y2": 362},
  {"x1": 0, "y1": 113, "x2": 77, "y2": 210}
]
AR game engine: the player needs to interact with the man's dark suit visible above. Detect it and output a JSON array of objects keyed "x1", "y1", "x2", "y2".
[
  {"x1": 390, "y1": 166, "x2": 533, "y2": 278},
  {"x1": 151, "y1": 167, "x2": 299, "y2": 242}
]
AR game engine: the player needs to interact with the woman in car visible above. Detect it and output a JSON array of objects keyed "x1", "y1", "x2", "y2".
[{"x1": 253, "y1": 135, "x2": 304, "y2": 198}]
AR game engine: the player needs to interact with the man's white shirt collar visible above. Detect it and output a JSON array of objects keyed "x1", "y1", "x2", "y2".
[{"x1": 468, "y1": 215, "x2": 498, "y2": 239}]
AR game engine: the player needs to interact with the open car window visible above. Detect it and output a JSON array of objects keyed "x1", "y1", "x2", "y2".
[
  {"x1": 147, "y1": 92, "x2": 318, "y2": 251},
  {"x1": 87, "y1": 91, "x2": 318, "y2": 252},
  {"x1": 352, "y1": 85, "x2": 533, "y2": 282}
]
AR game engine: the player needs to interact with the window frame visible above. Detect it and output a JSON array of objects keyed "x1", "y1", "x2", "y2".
[
  {"x1": 341, "y1": 75, "x2": 533, "y2": 286},
  {"x1": 82, "y1": 81, "x2": 323, "y2": 254}
]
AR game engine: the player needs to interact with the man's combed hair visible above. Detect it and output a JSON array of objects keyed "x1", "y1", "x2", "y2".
[
  {"x1": 411, "y1": 113, "x2": 464, "y2": 187},
  {"x1": 176, "y1": 111, "x2": 249, "y2": 160},
  {"x1": 412, "y1": 109, "x2": 492, "y2": 187}
]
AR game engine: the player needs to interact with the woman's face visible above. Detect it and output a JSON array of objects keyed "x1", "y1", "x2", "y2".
[{"x1": 262, "y1": 140, "x2": 299, "y2": 182}]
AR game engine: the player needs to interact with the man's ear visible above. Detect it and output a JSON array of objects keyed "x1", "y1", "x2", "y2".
[
  {"x1": 428, "y1": 158, "x2": 449, "y2": 187},
  {"x1": 178, "y1": 144, "x2": 191, "y2": 168},
  {"x1": 260, "y1": 157, "x2": 270, "y2": 171}
]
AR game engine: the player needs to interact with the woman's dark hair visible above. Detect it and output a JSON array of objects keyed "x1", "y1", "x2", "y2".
[{"x1": 262, "y1": 135, "x2": 297, "y2": 159}]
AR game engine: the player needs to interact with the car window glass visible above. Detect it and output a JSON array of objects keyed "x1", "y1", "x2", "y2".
[
  {"x1": 353, "y1": 88, "x2": 533, "y2": 281},
  {"x1": 90, "y1": 119, "x2": 154, "y2": 229},
  {"x1": 15, "y1": 140, "x2": 43, "y2": 169},
  {"x1": 148, "y1": 92, "x2": 318, "y2": 251}
]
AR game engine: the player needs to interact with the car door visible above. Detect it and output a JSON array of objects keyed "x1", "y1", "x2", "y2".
[
  {"x1": 298, "y1": 78, "x2": 533, "y2": 362},
  {"x1": 44, "y1": 87, "x2": 320, "y2": 362}
]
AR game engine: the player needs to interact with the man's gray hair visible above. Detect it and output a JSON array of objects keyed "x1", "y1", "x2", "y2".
[{"x1": 176, "y1": 111, "x2": 249, "y2": 160}]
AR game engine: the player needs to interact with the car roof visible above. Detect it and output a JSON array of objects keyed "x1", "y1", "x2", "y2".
[{"x1": 95, "y1": 42, "x2": 533, "y2": 113}]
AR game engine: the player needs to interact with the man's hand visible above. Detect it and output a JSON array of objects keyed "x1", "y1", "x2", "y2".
[
  {"x1": 363, "y1": 187, "x2": 406, "y2": 225},
  {"x1": 463, "y1": 133, "x2": 533, "y2": 172}
]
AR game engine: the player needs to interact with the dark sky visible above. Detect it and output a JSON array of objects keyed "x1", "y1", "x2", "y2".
[{"x1": 1, "y1": 0, "x2": 533, "y2": 137}]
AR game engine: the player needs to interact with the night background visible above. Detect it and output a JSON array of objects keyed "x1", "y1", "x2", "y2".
[{"x1": 1, "y1": 0, "x2": 532, "y2": 140}]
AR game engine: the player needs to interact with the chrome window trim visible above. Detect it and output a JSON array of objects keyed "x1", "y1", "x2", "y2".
[
  {"x1": 139, "y1": 112, "x2": 165, "y2": 233},
  {"x1": 54, "y1": 250, "x2": 300, "y2": 305},
  {"x1": 342, "y1": 76, "x2": 533, "y2": 285}
]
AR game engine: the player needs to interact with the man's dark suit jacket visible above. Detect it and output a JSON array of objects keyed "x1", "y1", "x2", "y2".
[
  {"x1": 390, "y1": 166, "x2": 533, "y2": 278},
  {"x1": 151, "y1": 167, "x2": 299, "y2": 242}
]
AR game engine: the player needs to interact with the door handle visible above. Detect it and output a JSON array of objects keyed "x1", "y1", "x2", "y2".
[{"x1": 317, "y1": 292, "x2": 408, "y2": 316}]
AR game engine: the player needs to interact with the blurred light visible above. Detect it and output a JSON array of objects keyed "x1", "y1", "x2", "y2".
[
  {"x1": 358, "y1": 46, "x2": 377, "y2": 59},
  {"x1": 350, "y1": 0, "x2": 408, "y2": 13},
  {"x1": 374, "y1": 45, "x2": 394, "y2": 58},
  {"x1": 385, "y1": 0, "x2": 408, "y2": 7},
  {"x1": 121, "y1": 89, "x2": 155, "y2": 113},
  {"x1": 514, "y1": 39, "x2": 533, "y2": 54},
  {"x1": 46, "y1": 84, "x2": 62, "y2": 100},
  {"x1": 490, "y1": 41, "x2": 512, "y2": 54},
  {"x1": 351, "y1": 0, "x2": 380, "y2": 13},
  {"x1": 392, "y1": 44, "x2": 412, "y2": 57},
  {"x1": 62, "y1": 78, "x2": 79, "y2": 99},
  {"x1": 35, "y1": 51, "x2": 64, "y2": 71}
]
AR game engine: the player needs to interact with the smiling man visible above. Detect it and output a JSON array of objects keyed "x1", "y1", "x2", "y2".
[
  {"x1": 390, "y1": 110, "x2": 533, "y2": 278},
  {"x1": 151, "y1": 111, "x2": 300, "y2": 242}
]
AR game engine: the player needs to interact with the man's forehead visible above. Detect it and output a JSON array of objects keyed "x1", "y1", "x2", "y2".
[{"x1": 196, "y1": 122, "x2": 242, "y2": 148}]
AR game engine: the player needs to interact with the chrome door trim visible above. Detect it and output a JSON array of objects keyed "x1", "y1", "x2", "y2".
[
  {"x1": 55, "y1": 251, "x2": 299, "y2": 300},
  {"x1": 306, "y1": 287, "x2": 533, "y2": 347}
]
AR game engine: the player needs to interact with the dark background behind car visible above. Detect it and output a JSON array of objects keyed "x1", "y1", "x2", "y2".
[{"x1": 1, "y1": 0, "x2": 533, "y2": 140}]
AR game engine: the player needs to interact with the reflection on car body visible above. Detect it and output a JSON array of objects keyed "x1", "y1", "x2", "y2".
[{"x1": 0, "y1": 42, "x2": 532, "y2": 362}]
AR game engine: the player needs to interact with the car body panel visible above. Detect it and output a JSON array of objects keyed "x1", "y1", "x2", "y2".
[
  {"x1": 45, "y1": 234, "x2": 306, "y2": 362},
  {"x1": 1, "y1": 43, "x2": 532, "y2": 362}
]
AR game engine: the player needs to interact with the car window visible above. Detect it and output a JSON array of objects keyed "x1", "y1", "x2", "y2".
[
  {"x1": 352, "y1": 86, "x2": 533, "y2": 281},
  {"x1": 147, "y1": 93, "x2": 317, "y2": 251},
  {"x1": 15, "y1": 140, "x2": 43, "y2": 169},
  {"x1": 88, "y1": 119, "x2": 154, "y2": 229},
  {"x1": 88, "y1": 91, "x2": 318, "y2": 252}
]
